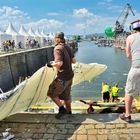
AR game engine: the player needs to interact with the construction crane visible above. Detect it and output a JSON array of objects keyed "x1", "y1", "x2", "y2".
[{"x1": 114, "y1": 3, "x2": 135, "y2": 35}]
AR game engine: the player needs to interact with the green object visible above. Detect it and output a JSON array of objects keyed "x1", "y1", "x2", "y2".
[{"x1": 105, "y1": 27, "x2": 115, "y2": 37}]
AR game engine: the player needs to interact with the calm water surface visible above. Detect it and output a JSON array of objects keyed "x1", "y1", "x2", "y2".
[{"x1": 71, "y1": 41, "x2": 131, "y2": 100}]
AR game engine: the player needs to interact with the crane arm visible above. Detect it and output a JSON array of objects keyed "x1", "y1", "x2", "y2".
[
  {"x1": 114, "y1": 3, "x2": 135, "y2": 34},
  {"x1": 121, "y1": 3, "x2": 135, "y2": 26}
]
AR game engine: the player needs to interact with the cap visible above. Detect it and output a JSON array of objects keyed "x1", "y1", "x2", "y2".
[
  {"x1": 131, "y1": 20, "x2": 140, "y2": 30},
  {"x1": 55, "y1": 32, "x2": 64, "y2": 39}
]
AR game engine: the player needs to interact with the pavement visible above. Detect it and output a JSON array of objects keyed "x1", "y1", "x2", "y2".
[{"x1": 0, "y1": 112, "x2": 140, "y2": 140}]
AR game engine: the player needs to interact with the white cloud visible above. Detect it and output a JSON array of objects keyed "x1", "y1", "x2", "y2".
[
  {"x1": 75, "y1": 24, "x2": 86, "y2": 29},
  {"x1": 98, "y1": 1, "x2": 123, "y2": 14},
  {"x1": 0, "y1": 6, "x2": 27, "y2": 18},
  {"x1": 73, "y1": 8, "x2": 93, "y2": 18},
  {"x1": 0, "y1": 4, "x2": 139, "y2": 35},
  {"x1": 0, "y1": 6, "x2": 64, "y2": 33},
  {"x1": 0, "y1": 5, "x2": 127, "y2": 34},
  {"x1": 98, "y1": 0, "x2": 112, "y2": 5},
  {"x1": 0, "y1": 6, "x2": 29, "y2": 30},
  {"x1": 25, "y1": 18, "x2": 64, "y2": 33}
]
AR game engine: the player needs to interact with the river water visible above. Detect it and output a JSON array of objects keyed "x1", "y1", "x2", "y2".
[{"x1": 71, "y1": 41, "x2": 131, "y2": 100}]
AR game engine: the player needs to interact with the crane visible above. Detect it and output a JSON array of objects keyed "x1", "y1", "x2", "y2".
[{"x1": 114, "y1": 3, "x2": 135, "y2": 35}]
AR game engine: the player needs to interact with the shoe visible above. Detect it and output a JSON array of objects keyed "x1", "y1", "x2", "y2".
[
  {"x1": 55, "y1": 108, "x2": 67, "y2": 119},
  {"x1": 119, "y1": 113, "x2": 131, "y2": 123},
  {"x1": 2, "y1": 132, "x2": 9, "y2": 138},
  {"x1": 68, "y1": 111, "x2": 72, "y2": 114},
  {"x1": 5, "y1": 134, "x2": 15, "y2": 140}
]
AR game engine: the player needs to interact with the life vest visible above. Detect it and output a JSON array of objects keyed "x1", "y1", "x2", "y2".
[
  {"x1": 112, "y1": 86, "x2": 119, "y2": 96},
  {"x1": 102, "y1": 84, "x2": 109, "y2": 93}
]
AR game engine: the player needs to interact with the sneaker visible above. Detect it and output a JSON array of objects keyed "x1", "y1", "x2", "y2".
[
  {"x1": 68, "y1": 111, "x2": 72, "y2": 114},
  {"x1": 55, "y1": 108, "x2": 67, "y2": 119},
  {"x1": 2, "y1": 132, "x2": 9, "y2": 138},
  {"x1": 119, "y1": 113, "x2": 131, "y2": 123},
  {"x1": 5, "y1": 134, "x2": 15, "y2": 140}
]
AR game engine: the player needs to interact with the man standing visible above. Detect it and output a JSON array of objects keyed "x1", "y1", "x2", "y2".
[
  {"x1": 120, "y1": 20, "x2": 140, "y2": 122},
  {"x1": 47, "y1": 32, "x2": 76, "y2": 119},
  {"x1": 101, "y1": 82, "x2": 110, "y2": 102},
  {"x1": 111, "y1": 84, "x2": 119, "y2": 102}
]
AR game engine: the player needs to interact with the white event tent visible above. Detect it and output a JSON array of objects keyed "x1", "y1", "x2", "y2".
[
  {"x1": 48, "y1": 32, "x2": 54, "y2": 40},
  {"x1": 19, "y1": 25, "x2": 32, "y2": 47},
  {"x1": 28, "y1": 27, "x2": 36, "y2": 38},
  {"x1": 35, "y1": 29, "x2": 42, "y2": 38},
  {"x1": 6, "y1": 23, "x2": 24, "y2": 47},
  {"x1": 41, "y1": 30, "x2": 51, "y2": 46},
  {"x1": 36, "y1": 29, "x2": 47, "y2": 47},
  {"x1": 41, "y1": 30, "x2": 48, "y2": 38},
  {"x1": 0, "y1": 29, "x2": 12, "y2": 50},
  {"x1": 45, "y1": 32, "x2": 54, "y2": 45},
  {"x1": 35, "y1": 29, "x2": 43, "y2": 47},
  {"x1": 41, "y1": 30, "x2": 51, "y2": 40}
]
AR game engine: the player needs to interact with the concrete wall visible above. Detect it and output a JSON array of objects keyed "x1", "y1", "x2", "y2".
[
  {"x1": 0, "y1": 47, "x2": 54, "y2": 92},
  {"x1": 0, "y1": 41, "x2": 78, "y2": 92}
]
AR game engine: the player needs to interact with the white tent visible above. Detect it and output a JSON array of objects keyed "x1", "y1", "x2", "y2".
[
  {"x1": 41, "y1": 30, "x2": 48, "y2": 38},
  {"x1": 28, "y1": 27, "x2": 36, "y2": 37},
  {"x1": 48, "y1": 32, "x2": 54, "y2": 40},
  {"x1": 40, "y1": 30, "x2": 51, "y2": 46},
  {"x1": 19, "y1": 25, "x2": 32, "y2": 48},
  {"x1": 41, "y1": 30, "x2": 51, "y2": 40},
  {"x1": 35, "y1": 29, "x2": 42, "y2": 37},
  {"x1": 6, "y1": 23, "x2": 18, "y2": 36},
  {"x1": 0, "y1": 29, "x2": 12, "y2": 50},
  {"x1": 28, "y1": 27, "x2": 41, "y2": 48},
  {"x1": 35, "y1": 29, "x2": 45, "y2": 47},
  {"x1": 19, "y1": 25, "x2": 29, "y2": 36},
  {"x1": 44, "y1": 32, "x2": 54, "y2": 45},
  {"x1": 6, "y1": 23, "x2": 24, "y2": 47}
]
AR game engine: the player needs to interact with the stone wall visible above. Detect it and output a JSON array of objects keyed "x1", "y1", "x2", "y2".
[
  {"x1": 0, "y1": 47, "x2": 54, "y2": 92},
  {"x1": 0, "y1": 113, "x2": 140, "y2": 140}
]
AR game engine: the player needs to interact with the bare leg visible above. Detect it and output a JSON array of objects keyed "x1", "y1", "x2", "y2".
[
  {"x1": 125, "y1": 93, "x2": 133, "y2": 116},
  {"x1": 64, "y1": 99, "x2": 71, "y2": 112},
  {"x1": 51, "y1": 97, "x2": 63, "y2": 107}
]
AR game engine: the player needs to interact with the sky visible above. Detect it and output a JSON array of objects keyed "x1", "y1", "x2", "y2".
[{"x1": 0, "y1": 0, "x2": 140, "y2": 35}]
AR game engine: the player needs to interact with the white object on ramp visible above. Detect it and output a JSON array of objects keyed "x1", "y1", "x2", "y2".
[{"x1": 0, "y1": 62, "x2": 107, "y2": 121}]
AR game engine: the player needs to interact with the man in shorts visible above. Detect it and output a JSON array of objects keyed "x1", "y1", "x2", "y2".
[
  {"x1": 120, "y1": 20, "x2": 140, "y2": 122},
  {"x1": 47, "y1": 32, "x2": 76, "y2": 119}
]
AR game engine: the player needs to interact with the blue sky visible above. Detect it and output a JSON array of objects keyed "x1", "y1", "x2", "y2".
[{"x1": 0, "y1": 0, "x2": 140, "y2": 35}]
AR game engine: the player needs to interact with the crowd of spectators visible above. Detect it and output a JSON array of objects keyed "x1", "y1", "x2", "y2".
[
  {"x1": 0, "y1": 38, "x2": 54, "y2": 53},
  {"x1": 25, "y1": 39, "x2": 40, "y2": 49},
  {"x1": 0, "y1": 38, "x2": 77, "y2": 54},
  {"x1": 2, "y1": 40, "x2": 15, "y2": 52}
]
